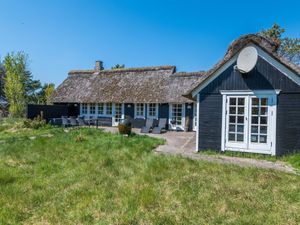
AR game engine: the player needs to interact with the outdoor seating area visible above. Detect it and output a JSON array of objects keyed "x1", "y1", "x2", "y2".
[
  {"x1": 141, "y1": 118, "x2": 167, "y2": 134},
  {"x1": 50, "y1": 116, "x2": 113, "y2": 128}
]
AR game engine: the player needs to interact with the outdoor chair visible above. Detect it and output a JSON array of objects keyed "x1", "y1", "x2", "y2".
[
  {"x1": 61, "y1": 117, "x2": 70, "y2": 128},
  {"x1": 69, "y1": 117, "x2": 78, "y2": 127},
  {"x1": 77, "y1": 117, "x2": 86, "y2": 126},
  {"x1": 152, "y1": 118, "x2": 167, "y2": 134},
  {"x1": 141, "y1": 118, "x2": 154, "y2": 133}
]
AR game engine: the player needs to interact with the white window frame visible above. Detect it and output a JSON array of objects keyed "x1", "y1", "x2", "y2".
[
  {"x1": 89, "y1": 103, "x2": 96, "y2": 115},
  {"x1": 112, "y1": 103, "x2": 124, "y2": 126},
  {"x1": 221, "y1": 90, "x2": 280, "y2": 156},
  {"x1": 81, "y1": 103, "x2": 88, "y2": 115},
  {"x1": 147, "y1": 103, "x2": 158, "y2": 119},
  {"x1": 134, "y1": 103, "x2": 146, "y2": 119},
  {"x1": 169, "y1": 103, "x2": 185, "y2": 131},
  {"x1": 105, "y1": 103, "x2": 113, "y2": 116},
  {"x1": 97, "y1": 103, "x2": 105, "y2": 116}
]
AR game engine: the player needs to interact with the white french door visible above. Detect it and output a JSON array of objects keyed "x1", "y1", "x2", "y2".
[
  {"x1": 113, "y1": 103, "x2": 124, "y2": 126},
  {"x1": 169, "y1": 103, "x2": 185, "y2": 130},
  {"x1": 225, "y1": 96, "x2": 248, "y2": 150},
  {"x1": 223, "y1": 92, "x2": 277, "y2": 155}
]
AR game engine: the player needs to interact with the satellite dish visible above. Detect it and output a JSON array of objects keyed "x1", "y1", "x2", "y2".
[{"x1": 236, "y1": 46, "x2": 258, "y2": 73}]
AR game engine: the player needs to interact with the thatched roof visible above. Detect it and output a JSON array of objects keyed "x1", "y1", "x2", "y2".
[
  {"x1": 51, "y1": 66, "x2": 206, "y2": 104},
  {"x1": 184, "y1": 34, "x2": 300, "y2": 99}
]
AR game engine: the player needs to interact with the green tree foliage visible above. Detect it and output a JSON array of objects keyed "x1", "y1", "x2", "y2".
[
  {"x1": 111, "y1": 64, "x2": 125, "y2": 70},
  {"x1": 260, "y1": 23, "x2": 300, "y2": 65},
  {"x1": 0, "y1": 59, "x2": 5, "y2": 97},
  {"x1": 37, "y1": 83, "x2": 55, "y2": 104},
  {"x1": 3, "y1": 52, "x2": 26, "y2": 117}
]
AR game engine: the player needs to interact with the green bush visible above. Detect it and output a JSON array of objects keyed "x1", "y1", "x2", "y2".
[{"x1": 23, "y1": 115, "x2": 46, "y2": 129}]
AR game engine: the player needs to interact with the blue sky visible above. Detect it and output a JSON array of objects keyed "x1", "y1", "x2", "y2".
[{"x1": 0, "y1": 0, "x2": 300, "y2": 86}]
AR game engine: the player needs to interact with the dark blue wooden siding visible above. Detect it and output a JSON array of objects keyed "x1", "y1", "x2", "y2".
[
  {"x1": 198, "y1": 55, "x2": 300, "y2": 155},
  {"x1": 198, "y1": 94, "x2": 222, "y2": 150},
  {"x1": 202, "y1": 56, "x2": 300, "y2": 94},
  {"x1": 124, "y1": 103, "x2": 134, "y2": 118},
  {"x1": 159, "y1": 103, "x2": 169, "y2": 119},
  {"x1": 276, "y1": 94, "x2": 300, "y2": 155},
  {"x1": 185, "y1": 103, "x2": 194, "y2": 131}
]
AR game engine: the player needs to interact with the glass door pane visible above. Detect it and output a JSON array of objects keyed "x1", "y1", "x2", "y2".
[
  {"x1": 114, "y1": 103, "x2": 123, "y2": 125},
  {"x1": 249, "y1": 97, "x2": 270, "y2": 146},
  {"x1": 228, "y1": 97, "x2": 245, "y2": 142}
]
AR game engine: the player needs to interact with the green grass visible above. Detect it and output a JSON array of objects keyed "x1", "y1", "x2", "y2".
[
  {"x1": 0, "y1": 120, "x2": 300, "y2": 224},
  {"x1": 200, "y1": 149, "x2": 300, "y2": 171}
]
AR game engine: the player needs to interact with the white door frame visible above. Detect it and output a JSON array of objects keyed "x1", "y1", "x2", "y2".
[
  {"x1": 169, "y1": 103, "x2": 185, "y2": 131},
  {"x1": 193, "y1": 102, "x2": 197, "y2": 131},
  {"x1": 221, "y1": 90, "x2": 280, "y2": 155},
  {"x1": 112, "y1": 103, "x2": 124, "y2": 126}
]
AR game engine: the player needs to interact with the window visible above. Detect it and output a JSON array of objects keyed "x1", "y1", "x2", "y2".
[
  {"x1": 90, "y1": 103, "x2": 96, "y2": 114},
  {"x1": 106, "y1": 103, "x2": 112, "y2": 115},
  {"x1": 81, "y1": 103, "x2": 88, "y2": 114},
  {"x1": 147, "y1": 103, "x2": 158, "y2": 118},
  {"x1": 135, "y1": 103, "x2": 145, "y2": 118},
  {"x1": 98, "y1": 103, "x2": 104, "y2": 115}
]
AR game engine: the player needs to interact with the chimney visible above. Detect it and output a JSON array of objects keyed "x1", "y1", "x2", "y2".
[{"x1": 95, "y1": 60, "x2": 104, "y2": 71}]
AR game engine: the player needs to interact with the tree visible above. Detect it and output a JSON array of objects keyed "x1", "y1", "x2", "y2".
[
  {"x1": 3, "y1": 52, "x2": 26, "y2": 117},
  {"x1": 260, "y1": 23, "x2": 300, "y2": 65},
  {"x1": 0, "y1": 59, "x2": 5, "y2": 97},
  {"x1": 111, "y1": 64, "x2": 125, "y2": 70},
  {"x1": 37, "y1": 83, "x2": 55, "y2": 104}
]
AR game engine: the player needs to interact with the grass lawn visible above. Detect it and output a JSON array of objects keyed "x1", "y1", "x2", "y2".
[{"x1": 0, "y1": 120, "x2": 300, "y2": 224}]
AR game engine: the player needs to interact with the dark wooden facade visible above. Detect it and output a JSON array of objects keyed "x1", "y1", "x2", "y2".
[{"x1": 198, "y1": 56, "x2": 300, "y2": 155}]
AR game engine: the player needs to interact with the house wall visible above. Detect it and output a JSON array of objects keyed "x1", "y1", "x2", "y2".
[
  {"x1": 276, "y1": 94, "x2": 300, "y2": 155},
  {"x1": 124, "y1": 103, "x2": 134, "y2": 119},
  {"x1": 198, "y1": 56, "x2": 300, "y2": 155}
]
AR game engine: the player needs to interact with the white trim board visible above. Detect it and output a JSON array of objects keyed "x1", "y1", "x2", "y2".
[{"x1": 192, "y1": 43, "x2": 300, "y2": 97}]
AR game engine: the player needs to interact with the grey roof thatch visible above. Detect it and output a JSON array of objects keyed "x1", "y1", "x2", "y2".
[
  {"x1": 51, "y1": 66, "x2": 206, "y2": 104},
  {"x1": 184, "y1": 34, "x2": 300, "y2": 99}
]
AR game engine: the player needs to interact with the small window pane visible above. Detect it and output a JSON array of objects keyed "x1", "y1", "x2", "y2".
[
  {"x1": 106, "y1": 103, "x2": 112, "y2": 115},
  {"x1": 229, "y1": 107, "x2": 236, "y2": 114},
  {"x1": 90, "y1": 103, "x2": 96, "y2": 114},
  {"x1": 237, "y1": 125, "x2": 244, "y2": 133},
  {"x1": 237, "y1": 116, "x2": 244, "y2": 124},
  {"x1": 251, "y1": 135, "x2": 258, "y2": 143},
  {"x1": 229, "y1": 133, "x2": 235, "y2": 141},
  {"x1": 238, "y1": 98, "x2": 244, "y2": 106},
  {"x1": 237, "y1": 134, "x2": 244, "y2": 142},
  {"x1": 252, "y1": 98, "x2": 259, "y2": 106},
  {"x1": 251, "y1": 126, "x2": 258, "y2": 134},
  {"x1": 98, "y1": 103, "x2": 104, "y2": 115},
  {"x1": 238, "y1": 107, "x2": 244, "y2": 115},
  {"x1": 252, "y1": 116, "x2": 258, "y2": 124},
  {"x1": 252, "y1": 107, "x2": 259, "y2": 115},
  {"x1": 229, "y1": 116, "x2": 236, "y2": 123},
  {"x1": 261, "y1": 98, "x2": 268, "y2": 106},
  {"x1": 230, "y1": 98, "x2": 236, "y2": 105},
  {"x1": 260, "y1": 135, "x2": 267, "y2": 143},
  {"x1": 260, "y1": 126, "x2": 267, "y2": 134},
  {"x1": 260, "y1": 117, "x2": 267, "y2": 125},
  {"x1": 260, "y1": 107, "x2": 268, "y2": 115},
  {"x1": 229, "y1": 125, "x2": 235, "y2": 132}
]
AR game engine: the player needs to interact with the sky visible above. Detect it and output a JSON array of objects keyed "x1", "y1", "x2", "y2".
[{"x1": 0, "y1": 0, "x2": 300, "y2": 86}]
